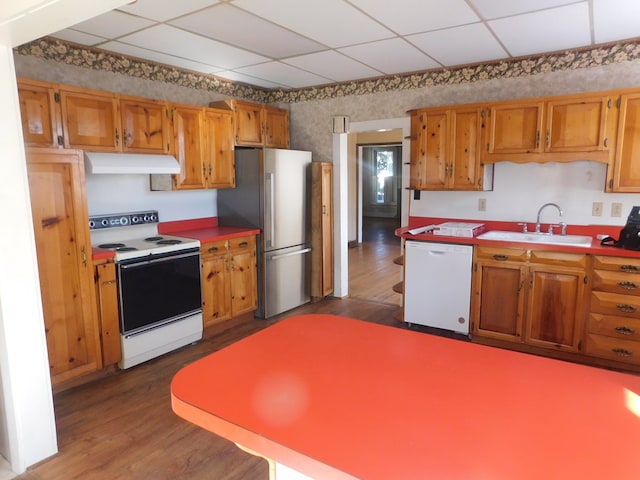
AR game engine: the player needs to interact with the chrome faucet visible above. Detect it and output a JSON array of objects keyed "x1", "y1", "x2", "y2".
[{"x1": 535, "y1": 203, "x2": 564, "y2": 234}]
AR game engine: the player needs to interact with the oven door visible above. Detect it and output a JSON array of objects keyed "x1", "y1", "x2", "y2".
[{"x1": 117, "y1": 248, "x2": 202, "y2": 335}]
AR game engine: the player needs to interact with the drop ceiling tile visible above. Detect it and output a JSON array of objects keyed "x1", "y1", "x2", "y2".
[
  {"x1": 408, "y1": 23, "x2": 508, "y2": 66},
  {"x1": 469, "y1": 0, "x2": 582, "y2": 19},
  {"x1": 593, "y1": 0, "x2": 640, "y2": 43},
  {"x1": 171, "y1": 3, "x2": 326, "y2": 58},
  {"x1": 488, "y1": 3, "x2": 591, "y2": 57},
  {"x1": 284, "y1": 50, "x2": 381, "y2": 82},
  {"x1": 51, "y1": 29, "x2": 107, "y2": 46},
  {"x1": 116, "y1": 0, "x2": 220, "y2": 22},
  {"x1": 232, "y1": 0, "x2": 393, "y2": 47},
  {"x1": 338, "y1": 38, "x2": 440, "y2": 74},
  {"x1": 100, "y1": 41, "x2": 223, "y2": 74},
  {"x1": 348, "y1": 0, "x2": 479, "y2": 35},
  {"x1": 214, "y1": 70, "x2": 289, "y2": 89},
  {"x1": 235, "y1": 61, "x2": 333, "y2": 88},
  {"x1": 119, "y1": 24, "x2": 268, "y2": 69},
  {"x1": 65, "y1": 10, "x2": 155, "y2": 38}
]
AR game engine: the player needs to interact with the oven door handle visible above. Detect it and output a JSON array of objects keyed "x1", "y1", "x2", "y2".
[
  {"x1": 268, "y1": 247, "x2": 311, "y2": 261},
  {"x1": 119, "y1": 250, "x2": 199, "y2": 269}
]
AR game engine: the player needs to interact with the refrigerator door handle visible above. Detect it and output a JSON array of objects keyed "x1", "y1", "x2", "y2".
[
  {"x1": 266, "y1": 172, "x2": 275, "y2": 248},
  {"x1": 268, "y1": 247, "x2": 311, "y2": 261}
]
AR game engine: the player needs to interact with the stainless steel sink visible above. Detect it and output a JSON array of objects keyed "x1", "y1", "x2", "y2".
[{"x1": 477, "y1": 230, "x2": 593, "y2": 247}]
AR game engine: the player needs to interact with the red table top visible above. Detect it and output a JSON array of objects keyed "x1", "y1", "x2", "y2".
[{"x1": 171, "y1": 314, "x2": 640, "y2": 480}]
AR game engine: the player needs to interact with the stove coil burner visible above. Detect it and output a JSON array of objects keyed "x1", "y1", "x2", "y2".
[
  {"x1": 116, "y1": 247, "x2": 138, "y2": 252},
  {"x1": 98, "y1": 243, "x2": 126, "y2": 249},
  {"x1": 157, "y1": 239, "x2": 183, "y2": 245},
  {"x1": 144, "y1": 236, "x2": 164, "y2": 242}
]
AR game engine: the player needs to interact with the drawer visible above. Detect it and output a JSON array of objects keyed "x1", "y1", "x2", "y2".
[
  {"x1": 475, "y1": 246, "x2": 528, "y2": 262},
  {"x1": 529, "y1": 250, "x2": 587, "y2": 268},
  {"x1": 228, "y1": 235, "x2": 255, "y2": 251},
  {"x1": 585, "y1": 333, "x2": 640, "y2": 365},
  {"x1": 592, "y1": 255, "x2": 640, "y2": 273},
  {"x1": 201, "y1": 239, "x2": 228, "y2": 256},
  {"x1": 588, "y1": 313, "x2": 640, "y2": 341},
  {"x1": 592, "y1": 269, "x2": 640, "y2": 296},
  {"x1": 590, "y1": 291, "x2": 640, "y2": 319}
]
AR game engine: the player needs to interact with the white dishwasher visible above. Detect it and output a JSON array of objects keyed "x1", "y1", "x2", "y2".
[{"x1": 404, "y1": 240, "x2": 473, "y2": 335}]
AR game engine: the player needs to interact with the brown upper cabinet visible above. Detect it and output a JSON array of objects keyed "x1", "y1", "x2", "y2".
[
  {"x1": 482, "y1": 93, "x2": 612, "y2": 163},
  {"x1": 210, "y1": 99, "x2": 290, "y2": 148},
  {"x1": 119, "y1": 96, "x2": 170, "y2": 153},
  {"x1": 610, "y1": 92, "x2": 640, "y2": 193},
  {"x1": 17, "y1": 78, "x2": 63, "y2": 148},
  {"x1": 409, "y1": 105, "x2": 491, "y2": 191}
]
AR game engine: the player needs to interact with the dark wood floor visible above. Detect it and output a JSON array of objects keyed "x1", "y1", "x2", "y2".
[{"x1": 16, "y1": 226, "x2": 405, "y2": 480}]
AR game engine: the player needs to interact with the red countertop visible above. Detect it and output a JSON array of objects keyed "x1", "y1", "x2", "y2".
[
  {"x1": 398, "y1": 216, "x2": 640, "y2": 258},
  {"x1": 171, "y1": 314, "x2": 640, "y2": 480}
]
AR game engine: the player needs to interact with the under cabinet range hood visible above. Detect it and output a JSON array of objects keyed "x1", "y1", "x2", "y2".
[{"x1": 84, "y1": 152, "x2": 180, "y2": 174}]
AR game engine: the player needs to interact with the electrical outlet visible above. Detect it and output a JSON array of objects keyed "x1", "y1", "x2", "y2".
[
  {"x1": 478, "y1": 198, "x2": 487, "y2": 211},
  {"x1": 612, "y1": 202, "x2": 623, "y2": 217},
  {"x1": 592, "y1": 202, "x2": 603, "y2": 216}
]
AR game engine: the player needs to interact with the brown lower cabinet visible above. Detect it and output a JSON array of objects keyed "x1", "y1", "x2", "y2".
[
  {"x1": 26, "y1": 147, "x2": 103, "y2": 387},
  {"x1": 471, "y1": 246, "x2": 587, "y2": 353},
  {"x1": 94, "y1": 262, "x2": 121, "y2": 366},
  {"x1": 201, "y1": 235, "x2": 257, "y2": 328}
]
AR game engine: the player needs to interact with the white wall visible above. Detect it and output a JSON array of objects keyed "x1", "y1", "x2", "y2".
[
  {"x1": 85, "y1": 174, "x2": 216, "y2": 221},
  {"x1": 411, "y1": 161, "x2": 640, "y2": 227},
  {"x1": 0, "y1": 47, "x2": 57, "y2": 474}
]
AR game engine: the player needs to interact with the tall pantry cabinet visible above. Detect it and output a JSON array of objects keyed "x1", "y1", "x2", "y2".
[{"x1": 26, "y1": 148, "x2": 102, "y2": 387}]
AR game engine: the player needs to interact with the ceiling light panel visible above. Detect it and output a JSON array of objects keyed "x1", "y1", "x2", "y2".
[
  {"x1": 468, "y1": 0, "x2": 583, "y2": 19},
  {"x1": 119, "y1": 24, "x2": 268, "y2": 69},
  {"x1": 338, "y1": 37, "x2": 440, "y2": 74},
  {"x1": 63, "y1": 9, "x2": 154, "y2": 38},
  {"x1": 232, "y1": 0, "x2": 393, "y2": 48},
  {"x1": 408, "y1": 23, "x2": 508, "y2": 66},
  {"x1": 171, "y1": 3, "x2": 326, "y2": 58},
  {"x1": 116, "y1": 0, "x2": 220, "y2": 22},
  {"x1": 235, "y1": 61, "x2": 333, "y2": 88},
  {"x1": 100, "y1": 41, "x2": 223, "y2": 74},
  {"x1": 284, "y1": 50, "x2": 382, "y2": 82},
  {"x1": 349, "y1": 0, "x2": 479, "y2": 36},
  {"x1": 488, "y1": 3, "x2": 591, "y2": 57},
  {"x1": 593, "y1": 0, "x2": 640, "y2": 43}
]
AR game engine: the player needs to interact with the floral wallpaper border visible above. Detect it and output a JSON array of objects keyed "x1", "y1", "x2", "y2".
[{"x1": 16, "y1": 37, "x2": 640, "y2": 104}]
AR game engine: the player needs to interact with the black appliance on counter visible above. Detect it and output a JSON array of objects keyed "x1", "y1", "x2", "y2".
[{"x1": 602, "y1": 206, "x2": 640, "y2": 250}]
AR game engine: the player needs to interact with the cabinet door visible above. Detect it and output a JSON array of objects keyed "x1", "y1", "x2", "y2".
[
  {"x1": 201, "y1": 252, "x2": 232, "y2": 327},
  {"x1": 450, "y1": 107, "x2": 482, "y2": 190},
  {"x1": 311, "y1": 162, "x2": 333, "y2": 297},
  {"x1": 411, "y1": 109, "x2": 449, "y2": 190},
  {"x1": 525, "y1": 265, "x2": 586, "y2": 351},
  {"x1": 60, "y1": 89, "x2": 120, "y2": 151},
  {"x1": 172, "y1": 105, "x2": 206, "y2": 189},
  {"x1": 229, "y1": 238, "x2": 257, "y2": 316},
  {"x1": 26, "y1": 148, "x2": 101, "y2": 385},
  {"x1": 409, "y1": 111, "x2": 428, "y2": 189},
  {"x1": 204, "y1": 108, "x2": 235, "y2": 188},
  {"x1": 120, "y1": 98, "x2": 169, "y2": 153},
  {"x1": 263, "y1": 106, "x2": 290, "y2": 148},
  {"x1": 612, "y1": 93, "x2": 640, "y2": 192},
  {"x1": 18, "y1": 80, "x2": 62, "y2": 147},
  {"x1": 233, "y1": 101, "x2": 263, "y2": 146},
  {"x1": 95, "y1": 262, "x2": 121, "y2": 366},
  {"x1": 486, "y1": 101, "x2": 544, "y2": 154},
  {"x1": 545, "y1": 96, "x2": 609, "y2": 152},
  {"x1": 472, "y1": 260, "x2": 526, "y2": 341}
]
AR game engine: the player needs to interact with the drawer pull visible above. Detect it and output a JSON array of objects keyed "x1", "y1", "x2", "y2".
[
  {"x1": 616, "y1": 304, "x2": 638, "y2": 313},
  {"x1": 612, "y1": 348, "x2": 633, "y2": 357},
  {"x1": 618, "y1": 281, "x2": 639, "y2": 290},
  {"x1": 493, "y1": 254, "x2": 509, "y2": 261},
  {"x1": 208, "y1": 246, "x2": 219, "y2": 253},
  {"x1": 239, "y1": 241, "x2": 248, "y2": 248},
  {"x1": 620, "y1": 264, "x2": 640, "y2": 272},
  {"x1": 615, "y1": 325, "x2": 636, "y2": 335}
]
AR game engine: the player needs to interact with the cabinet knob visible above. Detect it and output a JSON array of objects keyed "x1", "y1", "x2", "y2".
[{"x1": 208, "y1": 246, "x2": 218, "y2": 253}]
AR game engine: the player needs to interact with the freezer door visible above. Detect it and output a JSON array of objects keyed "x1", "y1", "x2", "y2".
[
  {"x1": 264, "y1": 149, "x2": 312, "y2": 251},
  {"x1": 264, "y1": 244, "x2": 311, "y2": 318}
]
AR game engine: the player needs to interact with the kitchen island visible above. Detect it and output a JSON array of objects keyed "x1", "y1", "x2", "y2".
[{"x1": 171, "y1": 313, "x2": 640, "y2": 480}]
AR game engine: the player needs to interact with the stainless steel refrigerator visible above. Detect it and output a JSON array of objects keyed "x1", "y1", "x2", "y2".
[{"x1": 217, "y1": 148, "x2": 312, "y2": 318}]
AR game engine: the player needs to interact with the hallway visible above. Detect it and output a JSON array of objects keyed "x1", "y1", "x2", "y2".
[{"x1": 348, "y1": 217, "x2": 403, "y2": 306}]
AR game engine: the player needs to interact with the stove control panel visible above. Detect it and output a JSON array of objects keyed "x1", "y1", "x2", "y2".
[{"x1": 89, "y1": 210, "x2": 159, "y2": 230}]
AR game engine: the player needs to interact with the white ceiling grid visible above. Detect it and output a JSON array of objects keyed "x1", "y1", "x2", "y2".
[{"x1": 47, "y1": 0, "x2": 640, "y2": 89}]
